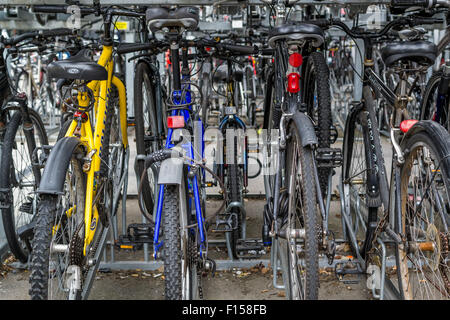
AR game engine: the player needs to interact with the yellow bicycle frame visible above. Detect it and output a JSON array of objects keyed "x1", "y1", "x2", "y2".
[{"x1": 64, "y1": 45, "x2": 128, "y2": 255}]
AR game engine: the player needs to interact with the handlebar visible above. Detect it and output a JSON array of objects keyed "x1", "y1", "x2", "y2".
[
  {"x1": 115, "y1": 38, "x2": 257, "y2": 57},
  {"x1": 2, "y1": 28, "x2": 75, "y2": 46},
  {"x1": 116, "y1": 42, "x2": 157, "y2": 55},
  {"x1": 307, "y1": 16, "x2": 443, "y2": 40},
  {"x1": 33, "y1": 5, "x2": 145, "y2": 18},
  {"x1": 391, "y1": 0, "x2": 450, "y2": 7}
]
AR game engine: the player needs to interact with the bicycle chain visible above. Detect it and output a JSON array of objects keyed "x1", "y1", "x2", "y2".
[
  {"x1": 69, "y1": 222, "x2": 85, "y2": 266},
  {"x1": 439, "y1": 232, "x2": 450, "y2": 295},
  {"x1": 188, "y1": 235, "x2": 203, "y2": 300}
]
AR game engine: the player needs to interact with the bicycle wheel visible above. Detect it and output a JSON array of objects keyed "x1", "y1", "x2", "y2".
[
  {"x1": 0, "y1": 109, "x2": 47, "y2": 263},
  {"x1": 134, "y1": 62, "x2": 159, "y2": 218},
  {"x1": 163, "y1": 182, "x2": 199, "y2": 300},
  {"x1": 341, "y1": 105, "x2": 381, "y2": 258},
  {"x1": 303, "y1": 51, "x2": 332, "y2": 198},
  {"x1": 225, "y1": 126, "x2": 243, "y2": 259},
  {"x1": 101, "y1": 85, "x2": 126, "y2": 222},
  {"x1": 396, "y1": 123, "x2": 450, "y2": 299},
  {"x1": 278, "y1": 119, "x2": 319, "y2": 300},
  {"x1": 29, "y1": 149, "x2": 87, "y2": 300},
  {"x1": 420, "y1": 71, "x2": 450, "y2": 131}
]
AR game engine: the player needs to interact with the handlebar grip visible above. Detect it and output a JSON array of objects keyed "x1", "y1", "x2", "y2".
[
  {"x1": 32, "y1": 5, "x2": 96, "y2": 15},
  {"x1": 305, "y1": 19, "x2": 331, "y2": 28},
  {"x1": 261, "y1": 48, "x2": 274, "y2": 55},
  {"x1": 116, "y1": 43, "x2": 154, "y2": 54},
  {"x1": 41, "y1": 28, "x2": 74, "y2": 38},
  {"x1": 412, "y1": 17, "x2": 444, "y2": 24},
  {"x1": 390, "y1": 0, "x2": 435, "y2": 7},
  {"x1": 32, "y1": 5, "x2": 68, "y2": 14},
  {"x1": 221, "y1": 43, "x2": 257, "y2": 55}
]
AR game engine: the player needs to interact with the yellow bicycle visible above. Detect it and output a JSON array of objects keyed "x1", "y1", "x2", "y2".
[{"x1": 28, "y1": 4, "x2": 143, "y2": 300}]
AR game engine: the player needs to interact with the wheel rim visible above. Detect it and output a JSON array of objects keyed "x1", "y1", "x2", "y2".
[{"x1": 399, "y1": 141, "x2": 450, "y2": 300}]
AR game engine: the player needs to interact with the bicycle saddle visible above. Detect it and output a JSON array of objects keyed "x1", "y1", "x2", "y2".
[
  {"x1": 146, "y1": 7, "x2": 199, "y2": 32},
  {"x1": 268, "y1": 23, "x2": 324, "y2": 48},
  {"x1": 47, "y1": 49, "x2": 108, "y2": 81},
  {"x1": 213, "y1": 64, "x2": 244, "y2": 83},
  {"x1": 381, "y1": 40, "x2": 437, "y2": 67}
]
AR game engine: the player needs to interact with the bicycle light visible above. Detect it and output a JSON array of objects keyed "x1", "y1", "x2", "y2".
[
  {"x1": 167, "y1": 115, "x2": 185, "y2": 128},
  {"x1": 287, "y1": 72, "x2": 300, "y2": 93}
]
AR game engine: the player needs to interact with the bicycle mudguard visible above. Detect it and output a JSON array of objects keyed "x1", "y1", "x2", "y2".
[
  {"x1": 157, "y1": 157, "x2": 184, "y2": 185},
  {"x1": 402, "y1": 120, "x2": 450, "y2": 173},
  {"x1": 37, "y1": 136, "x2": 84, "y2": 195},
  {"x1": 290, "y1": 111, "x2": 318, "y2": 147}
]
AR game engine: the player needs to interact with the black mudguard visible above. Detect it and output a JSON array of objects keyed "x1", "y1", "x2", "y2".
[
  {"x1": 403, "y1": 120, "x2": 450, "y2": 180},
  {"x1": 290, "y1": 111, "x2": 318, "y2": 147},
  {"x1": 37, "y1": 136, "x2": 84, "y2": 195}
]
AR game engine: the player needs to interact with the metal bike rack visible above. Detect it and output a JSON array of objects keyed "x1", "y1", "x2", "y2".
[{"x1": 3, "y1": 0, "x2": 444, "y2": 300}]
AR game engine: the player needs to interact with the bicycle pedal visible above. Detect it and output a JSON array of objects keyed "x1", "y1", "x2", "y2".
[
  {"x1": 316, "y1": 147, "x2": 343, "y2": 168},
  {"x1": 235, "y1": 239, "x2": 265, "y2": 259},
  {"x1": 116, "y1": 223, "x2": 154, "y2": 250},
  {"x1": 19, "y1": 200, "x2": 33, "y2": 215},
  {"x1": 334, "y1": 260, "x2": 364, "y2": 284}
]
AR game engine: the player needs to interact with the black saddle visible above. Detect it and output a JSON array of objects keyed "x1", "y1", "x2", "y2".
[
  {"x1": 213, "y1": 64, "x2": 244, "y2": 83},
  {"x1": 381, "y1": 40, "x2": 437, "y2": 67},
  {"x1": 47, "y1": 49, "x2": 108, "y2": 81},
  {"x1": 146, "y1": 7, "x2": 199, "y2": 32},
  {"x1": 268, "y1": 23, "x2": 324, "y2": 48}
]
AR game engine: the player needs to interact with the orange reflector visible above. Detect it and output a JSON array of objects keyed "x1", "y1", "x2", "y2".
[
  {"x1": 400, "y1": 120, "x2": 418, "y2": 133},
  {"x1": 167, "y1": 115, "x2": 185, "y2": 128}
]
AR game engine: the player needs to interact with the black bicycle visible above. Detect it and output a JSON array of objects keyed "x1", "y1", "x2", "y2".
[
  {"x1": 0, "y1": 31, "x2": 75, "y2": 263},
  {"x1": 323, "y1": 0, "x2": 450, "y2": 299},
  {"x1": 261, "y1": 0, "x2": 337, "y2": 300}
]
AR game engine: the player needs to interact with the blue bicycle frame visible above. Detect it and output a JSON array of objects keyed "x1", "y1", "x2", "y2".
[{"x1": 152, "y1": 44, "x2": 206, "y2": 258}]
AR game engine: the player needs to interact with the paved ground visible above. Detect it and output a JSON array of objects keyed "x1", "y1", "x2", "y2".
[{"x1": 0, "y1": 126, "x2": 385, "y2": 300}]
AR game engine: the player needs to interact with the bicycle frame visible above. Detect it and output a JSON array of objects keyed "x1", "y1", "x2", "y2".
[
  {"x1": 63, "y1": 45, "x2": 128, "y2": 255},
  {"x1": 152, "y1": 40, "x2": 207, "y2": 258}
]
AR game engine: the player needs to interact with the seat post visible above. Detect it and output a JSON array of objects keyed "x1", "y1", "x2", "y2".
[{"x1": 169, "y1": 30, "x2": 181, "y2": 92}]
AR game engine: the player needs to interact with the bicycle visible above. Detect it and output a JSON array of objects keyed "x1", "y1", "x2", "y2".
[
  {"x1": 0, "y1": 31, "x2": 76, "y2": 263},
  {"x1": 28, "y1": 3, "x2": 140, "y2": 300},
  {"x1": 321, "y1": 0, "x2": 450, "y2": 299},
  {"x1": 207, "y1": 39, "x2": 262, "y2": 260},
  {"x1": 260, "y1": 0, "x2": 337, "y2": 300}
]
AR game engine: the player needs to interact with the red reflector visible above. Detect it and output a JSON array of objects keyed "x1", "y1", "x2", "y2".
[
  {"x1": 287, "y1": 73, "x2": 300, "y2": 93},
  {"x1": 167, "y1": 116, "x2": 185, "y2": 128},
  {"x1": 399, "y1": 120, "x2": 418, "y2": 133},
  {"x1": 289, "y1": 53, "x2": 303, "y2": 68}
]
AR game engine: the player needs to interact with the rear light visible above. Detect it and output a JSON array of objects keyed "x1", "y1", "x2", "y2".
[
  {"x1": 287, "y1": 73, "x2": 300, "y2": 93},
  {"x1": 167, "y1": 115, "x2": 185, "y2": 129},
  {"x1": 399, "y1": 120, "x2": 418, "y2": 133},
  {"x1": 289, "y1": 52, "x2": 303, "y2": 68}
]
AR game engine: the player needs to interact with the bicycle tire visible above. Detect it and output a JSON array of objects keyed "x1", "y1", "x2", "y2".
[
  {"x1": 0, "y1": 109, "x2": 47, "y2": 263},
  {"x1": 420, "y1": 71, "x2": 450, "y2": 131},
  {"x1": 163, "y1": 184, "x2": 197, "y2": 300},
  {"x1": 341, "y1": 105, "x2": 381, "y2": 258},
  {"x1": 279, "y1": 119, "x2": 319, "y2": 300},
  {"x1": 225, "y1": 126, "x2": 242, "y2": 259},
  {"x1": 303, "y1": 51, "x2": 332, "y2": 198},
  {"x1": 29, "y1": 155, "x2": 86, "y2": 300},
  {"x1": 134, "y1": 62, "x2": 159, "y2": 218},
  {"x1": 396, "y1": 124, "x2": 450, "y2": 300}
]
